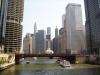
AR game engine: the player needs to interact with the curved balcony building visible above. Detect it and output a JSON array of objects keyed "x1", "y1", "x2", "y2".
[{"x1": 4, "y1": 0, "x2": 24, "y2": 53}]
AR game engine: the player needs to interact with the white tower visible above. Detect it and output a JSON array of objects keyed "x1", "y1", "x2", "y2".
[{"x1": 34, "y1": 22, "x2": 37, "y2": 34}]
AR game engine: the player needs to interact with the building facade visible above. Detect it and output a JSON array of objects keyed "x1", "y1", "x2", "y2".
[
  {"x1": 55, "y1": 27, "x2": 58, "y2": 38},
  {"x1": 32, "y1": 34, "x2": 35, "y2": 54},
  {"x1": 59, "y1": 28, "x2": 67, "y2": 54},
  {"x1": 65, "y1": 3, "x2": 86, "y2": 54},
  {"x1": 53, "y1": 27, "x2": 59, "y2": 54},
  {"x1": 32, "y1": 22, "x2": 37, "y2": 54},
  {"x1": 84, "y1": 0, "x2": 100, "y2": 55},
  {"x1": 0, "y1": 0, "x2": 8, "y2": 52},
  {"x1": 4, "y1": 0, "x2": 24, "y2": 53},
  {"x1": 23, "y1": 33, "x2": 33, "y2": 54},
  {"x1": 46, "y1": 27, "x2": 51, "y2": 49},
  {"x1": 35, "y1": 30, "x2": 46, "y2": 54},
  {"x1": 59, "y1": 14, "x2": 67, "y2": 54}
]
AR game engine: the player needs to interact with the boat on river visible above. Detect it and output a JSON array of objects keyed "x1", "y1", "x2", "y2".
[
  {"x1": 26, "y1": 61, "x2": 30, "y2": 64},
  {"x1": 59, "y1": 60, "x2": 71, "y2": 68}
]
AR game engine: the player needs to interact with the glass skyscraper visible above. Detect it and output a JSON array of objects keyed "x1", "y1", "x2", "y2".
[
  {"x1": 0, "y1": 0, "x2": 8, "y2": 51},
  {"x1": 84, "y1": 0, "x2": 100, "y2": 55},
  {"x1": 35, "y1": 30, "x2": 46, "y2": 54},
  {"x1": 64, "y1": 3, "x2": 86, "y2": 54}
]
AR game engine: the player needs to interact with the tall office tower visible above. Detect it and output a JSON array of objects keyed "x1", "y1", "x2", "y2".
[
  {"x1": 84, "y1": 0, "x2": 100, "y2": 55},
  {"x1": 32, "y1": 22, "x2": 37, "y2": 54},
  {"x1": 35, "y1": 30, "x2": 46, "y2": 54},
  {"x1": 65, "y1": 3, "x2": 86, "y2": 54},
  {"x1": 61, "y1": 14, "x2": 67, "y2": 54},
  {"x1": 34, "y1": 22, "x2": 37, "y2": 35},
  {"x1": 47, "y1": 27, "x2": 51, "y2": 36},
  {"x1": 59, "y1": 28, "x2": 67, "y2": 54},
  {"x1": 55, "y1": 27, "x2": 58, "y2": 38},
  {"x1": 62, "y1": 14, "x2": 66, "y2": 28},
  {"x1": 32, "y1": 34, "x2": 35, "y2": 54},
  {"x1": 4, "y1": 0, "x2": 24, "y2": 53},
  {"x1": 23, "y1": 33, "x2": 33, "y2": 54},
  {"x1": 0, "y1": 0, "x2": 8, "y2": 52},
  {"x1": 46, "y1": 27, "x2": 51, "y2": 49},
  {"x1": 53, "y1": 27, "x2": 59, "y2": 54}
]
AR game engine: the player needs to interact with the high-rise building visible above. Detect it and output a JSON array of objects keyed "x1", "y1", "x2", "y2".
[
  {"x1": 55, "y1": 27, "x2": 58, "y2": 38},
  {"x1": 60, "y1": 14, "x2": 67, "y2": 54},
  {"x1": 62, "y1": 14, "x2": 66, "y2": 28},
  {"x1": 32, "y1": 22, "x2": 37, "y2": 54},
  {"x1": 4, "y1": 0, "x2": 24, "y2": 53},
  {"x1": 59, "y1": 28, "x2": 67, "y2": 54},
  {"x1": 32, "y1": 34, "x2": 35, "y2": 54},
  {"x1": 35, "y1": 30, "x2": 46, "y2": 54},
  {"x1": 47, "y1": 27, "x2": 51, "y2": 36},
  {"x1": 0, "y1": 0, "x2": 8, "y2": 52},
  {"x1": 53, "y1": 27, "x2": 59, "y2": 54},
  {"x1": 34, "y1": 22, "x2": 37, "y2": 35},
  {"x1": 23, "y1": 33, "x2": 33, "y2": 54},
  {"x1": 84, "y1": 0, "x2": 100, "y2": 55},
  {"x1": 46, "y1": 27, "x2": 51, "y2": 49},
  {"x1": 65, "y1": 3, "x2": 86, "y2": 54},
  {"x1": 53, "y1": 37, "x2": 59, "y2": 54}
]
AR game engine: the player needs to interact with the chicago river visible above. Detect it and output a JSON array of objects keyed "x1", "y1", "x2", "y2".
[{"x1": 0, "y1": 58, "x2": 100, "y2": 75}]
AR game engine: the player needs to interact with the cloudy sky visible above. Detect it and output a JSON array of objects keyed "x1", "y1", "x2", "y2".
[{"x1": 23, "y1": 0, "x2": 85, "y2": 39}]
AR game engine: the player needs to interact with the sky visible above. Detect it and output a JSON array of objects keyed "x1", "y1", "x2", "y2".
[{"x1": 23, "y1": 0, "x2": 85, "y2": 39}]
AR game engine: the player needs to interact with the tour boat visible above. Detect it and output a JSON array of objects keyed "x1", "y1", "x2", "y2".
[
  {"x1": 26, "y1": 61, "x2": 30, "y2": 64},
  {"x1": 33, "y1": 57, "x2": 37, "y2": 60},
  {"x1": 59, "y1": 60, "x2": 71, "y2": 68}
]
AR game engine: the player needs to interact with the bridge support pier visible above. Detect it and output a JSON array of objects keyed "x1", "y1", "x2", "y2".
[{"x1": 15, "y1": 55, "x2": 20, "y2": 65}]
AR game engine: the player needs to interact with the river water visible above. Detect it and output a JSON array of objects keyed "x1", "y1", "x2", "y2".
[{"x1": 0, "y1": 58, "x2": 100, "y2": 75}]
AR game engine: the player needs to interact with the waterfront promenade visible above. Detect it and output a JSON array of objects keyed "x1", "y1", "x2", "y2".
[{"x1": 0, "y1": 54, "x2": 15, "y2": 70}]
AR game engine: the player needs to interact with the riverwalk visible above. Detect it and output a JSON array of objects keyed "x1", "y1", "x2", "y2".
[
  {"x1": 0, "y1": 54, "x2": 15, "y2": 71},
  {"x1": 72, "y1": 64, "x2": 100, "y2": 69},
  {"x1": 0, "y1": 62, "x2": 15, "y2": 71}
]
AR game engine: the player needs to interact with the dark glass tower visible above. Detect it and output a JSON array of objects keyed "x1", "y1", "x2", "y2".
[
  {"x1": 35, "y1": 30, "x2": 45, "y2": 54},
  {"x1": 0, "y1": 0, "x2": 8, "y2": 51},
  {"x1": 84, "y1": 0, "x2": 100, "y2": 55}
]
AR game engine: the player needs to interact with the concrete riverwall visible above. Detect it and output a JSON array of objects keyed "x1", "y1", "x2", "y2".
[
  {"x1": 76, "y1": 55, "x2": 100, "y2": 64},
  {"x1": 0, "y1": 54, "x2": 15, "y2": 70},
  {"x1": 76, "y1": 56, "x2": 86, "y2": 64}
]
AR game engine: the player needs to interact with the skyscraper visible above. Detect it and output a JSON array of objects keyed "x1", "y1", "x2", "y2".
[
  {"x1": 32, "y1": 34, "x2": 35, "y2": 54},
  {"x1": 4, "y1": 0, "x2": 24, "y2": 53},
  {"x1": 46, "y1": 27, "x2": 51, "y2": 49},
  {"x1": 35, "y1": 30, "x2": 46, "y2": 54},
  {"x1": 55, "y1": 27, "x2": 58, "y2": 38},
  {"x1": 61, "y1": 14, "x2": 67, "y2": 54},
  {"x1": 62, "y1": 14, "x2": 66, "y2": 28},
  {"x1": 84, "y1": 0, "x2": 100, "y2": 55},
  {"x1": 32, "y1": 22, "x2": 37, "y2": 54},
  {"x1": 23, "y1": 33, "x2": 33, "y2": 54},
  {"x1": 59, "y1": 28, "x2": 66, "y2": 54},
  {"x1": 53, "y1": 27, "x2": 59, "y2": 54},
  {"x1": 34, "y1": 22, "x2": 37, "y2": 35},
  {"x1": 65, "y1": 3, "x2": 86, "y2": 54},
  {"x1": 0, "y1": 0, "x2": 8, "y2": 52},
  {"x1": 47, "y1": 27, "x2": 51, "y2": 36}
]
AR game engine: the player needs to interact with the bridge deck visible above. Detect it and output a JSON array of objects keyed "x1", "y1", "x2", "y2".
[{"x1": 15, "y1": 54, "x2": 78, "y2": 58}]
